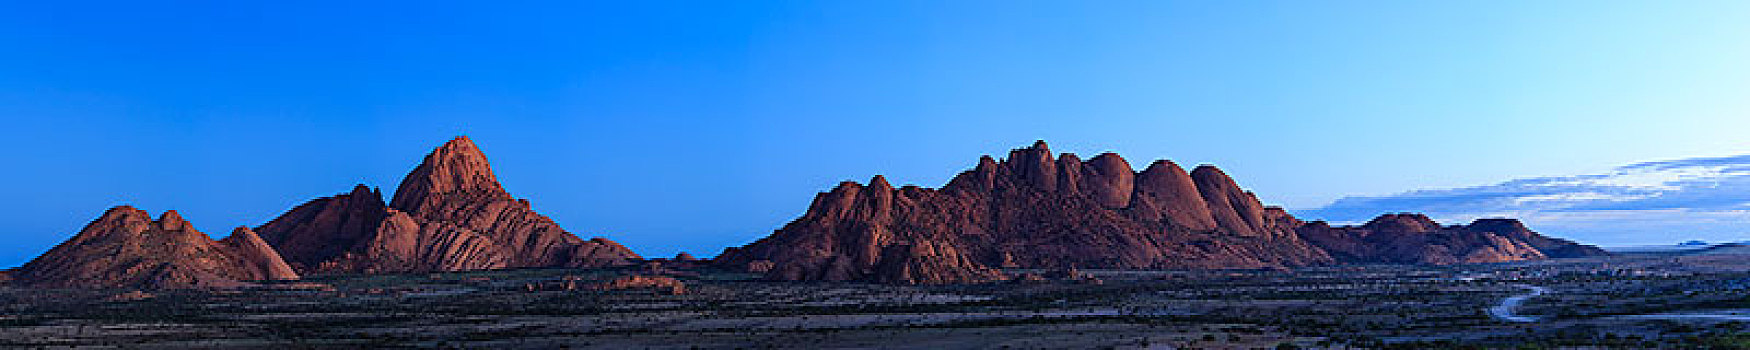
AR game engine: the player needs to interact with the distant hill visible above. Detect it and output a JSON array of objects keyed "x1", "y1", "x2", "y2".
[{"x1": 1299, "y1": 154, "x2": 1750, "y2": 246}]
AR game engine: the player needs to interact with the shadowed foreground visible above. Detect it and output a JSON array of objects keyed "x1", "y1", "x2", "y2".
[{"x1": 10, "y1": 250, "x2": 1750, "y2": 349}]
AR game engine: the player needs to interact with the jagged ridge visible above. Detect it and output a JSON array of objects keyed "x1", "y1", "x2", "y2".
[
  {"x1": 718, "y1": 141, "x2": 1335, "y2": 284},
  {"x1": 719, "y1": 141, "x2": 1605, "y2": 284}
]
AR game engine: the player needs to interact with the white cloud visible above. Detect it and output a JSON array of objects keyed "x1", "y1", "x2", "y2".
[{"x1": 1296, "y1": 154, "x2": 1750, "y2": 246}]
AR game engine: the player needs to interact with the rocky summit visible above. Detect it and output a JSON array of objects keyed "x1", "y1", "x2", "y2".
[
  {"x1": 718, "y1": 141, "x2": 1605, "y2": 284},
  {"x1": 11, "y1": 207, "x2": 299, "y2": 289},
  {"x1": 257, "y1": 136, "x2": 639, "y2": 274}
]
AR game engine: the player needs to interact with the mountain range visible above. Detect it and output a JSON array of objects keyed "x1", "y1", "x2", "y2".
[
  {"x1": 8, "y1": 137, "x2": 639, "y2": 289},
  {"x1": 6, "y1": 138, "x2": 1603, "y2": 288},
  {"x1": 717, "y1": 141, "x2": 1604, "y2": 284}
]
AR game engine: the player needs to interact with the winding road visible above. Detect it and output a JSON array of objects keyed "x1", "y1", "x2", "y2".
[{"x1": 1488, "y1": 284, "x2": 1548, "y2": 323}]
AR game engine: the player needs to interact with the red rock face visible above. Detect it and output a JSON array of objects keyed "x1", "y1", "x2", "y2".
[
  {"x1": 220, "y1": 227, "x2": 301, "y2": 281},
  {"x1": 259, "y1": 136, "x2": 640, "y2": 274},
  {"x1": 1295, "y1": 214, "x2": 1605, "y2": 265},
  {"x1": 718, "y1": 141, "x2": 1336, "y2": 284},
  {"x1": 12, "y1": 207, "x2": 300, "y2": 289},
  {"x1": 1190, "y1": 166, "x2": 1272, "y2": 237},
  {"x1": 389, "y1": 136, "x2": 513, "y2": 217},
  {"x1": 1129, "y1": 160, "x2": 1217, "y2": 231},
  {"x1": 1077, "y1": 153, "x2": 1135, "y2": 209},
  {"x1": 255, "y1": 184, "x2": 387, "y2": 271}
]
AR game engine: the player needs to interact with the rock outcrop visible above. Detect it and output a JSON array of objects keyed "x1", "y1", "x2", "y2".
[
  {"x1": 589, "y1": 275, "x2": 686, "y2": 295},
  {"x1": 1297, "y1": 214, "x2": 1605, "y2": 264},
  {"x1": 255, "y1": 185, "x2": 388, "y2": 272},
  {"x1": 258, "y1": 136, "x2": 640, "y2": 274},
  {"x1": 720, "y1": 141, "x2": 1606, "y2": 284},
  {"x1": 220, "y1": 227, "x2": 301, "y2": 281},
  {"x1": 718, "y1": 141, "x2": 1334, "y2": 284},
  {"x1": 11, "y1": 207, "x2": 300, "y2": 289}
]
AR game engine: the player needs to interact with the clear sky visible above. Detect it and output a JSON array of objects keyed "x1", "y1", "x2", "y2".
[{"x1": 4, "y1": 1, "x2": 1750, "y2": 267}]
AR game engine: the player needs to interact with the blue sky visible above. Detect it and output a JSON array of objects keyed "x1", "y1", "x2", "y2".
[{"x1": 4, "y1": 1, "x2": 1750, "y2": 267}]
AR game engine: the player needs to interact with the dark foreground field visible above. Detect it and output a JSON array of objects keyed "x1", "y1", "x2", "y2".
[{"x1": 8, "y1": 251, "x2": 1750, "y2": 349}]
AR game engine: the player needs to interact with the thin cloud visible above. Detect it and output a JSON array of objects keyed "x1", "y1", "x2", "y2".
[{"x1": 1296, "y1": 154, "x2": 1750, "y2": 246}]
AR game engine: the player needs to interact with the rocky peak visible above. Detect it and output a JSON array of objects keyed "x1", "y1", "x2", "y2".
[
  {"x1": 15, "y1": 206, "x2": 301, "y2": 289},
  {"x1": 1055, "y1": 153, "x2": 1084, "y2": 193},
  {"x1": 1188, "y1": 165, "x2": 1235, "y2": 188},
  {"x1": 224, "y1": 226, "x2": 262, "y2": 244},
  {"x1": 864, "y1": 176, "x2": 896, "y2": 218},
  {"x1": 1361, "y1": 213, "x2": 1441, "y2": 233},
  {"x1": 101, "y1": 205, "x2": 146, "y2": 220},
  {"x1": 157, "y1": 210, "x2": 190, "y2": 231},
  {"x1": 806, "y1": 181, "x2": 867, "y2": 221},
  {"x1": 256, "y1": 185, "x2": 391, "y2": 271},
  {"x1": 945, "y1": 155, "x2": 1002, "y2": 191},
  {"x1": 76, "y1": 206, "x2": 153, "y2": 240},
  {"x1": 1190, "y1": 165, "x2": 1269, "y2": 236},
  {"x1": 389, "y1": 136, "x2": 511, "y2": 215},
  {"x1": 976, "y1": 155, "x2": 999, "y2": 172},
  {"x1": 1132, "y1": 160, "x2": 1217, "y2": 230},
  {"x1": 868, "y1": 175, "x2": 893, "y2": 191},
  {"x1": 1005, "y1": 140, "x2": 1057, "y2": 191},
  {"x1": 260, "y1": 136, "x2": 641, "y2": 273},
  {"x1": 349, "y1": 183, "x2": 377, "y2": 198},
  {"x1": 1464, "y1": 218, "x2": 1530, "y2": 233},
  {"x1": 1085, "y1": 153, "x2": 1131, "y2": 175},
  {"x1": 1079, "y1": 153, "x2": 1135, "y2": 208}
]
